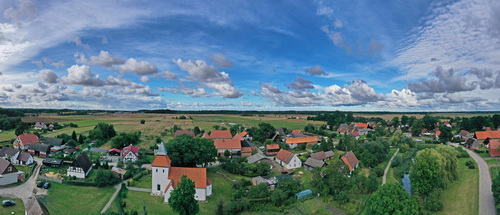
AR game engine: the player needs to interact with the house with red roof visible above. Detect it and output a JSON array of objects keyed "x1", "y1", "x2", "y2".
[
  {"x1": 285, "y1": 136, "x2": 319, "y2": 148},
  {"x1": 13, "y1": 133, "x2": 39, "y2": 150},
  {"x1": 151, "y1": 145, "x2": 212, "y2": 202},
  {"x1": 475, "y1": 130, "x2": 500, "y2": 142},
  {"x1": 208, "y1": 130, "x2": 233, "y2": 140},
  {"x1": 213, "y1": 139, "x2": 241, "y2": 156},
  {"x1": 121, "y1": 144, "x2": 139, "y2": 162},
  {"x1": 341, "y1": 151, "x2": 359, "y2": 175},
  {"x1": 275, "y1": 149, "x2": 301, "y2": 170},
  {"x1": 240, "y1": 131, "x2": 249, "y2": 138},
  {"x1": 265, "y1": 144, "x2": 280, "y2": 156},
  {"x1": 489, "y1": 139, "x2": 500, "y2": 157}
]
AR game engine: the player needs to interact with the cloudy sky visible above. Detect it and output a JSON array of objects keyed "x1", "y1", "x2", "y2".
[{"x1": 1, "y1": 0, "x2": 500, "y2": 111}]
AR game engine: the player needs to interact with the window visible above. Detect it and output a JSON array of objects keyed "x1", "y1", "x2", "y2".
[
  {"x1": 8, "y1": 167, "x2": 11, "y2": 171},
  {"x1": 156, "y1": 169, "x2": 158, "y2": 172},
  {"x1": 163, "y1": 169, "x2": 165, "y2": 173},
  {"x1": 157, "y1": 184, "x2": 161, "y2": 191}
]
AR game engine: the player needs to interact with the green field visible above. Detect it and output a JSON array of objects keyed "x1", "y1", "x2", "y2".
[
  {"x1": 0, "y1": 197, "x2": 24, "y2": 215},
  {"x1": 433, "y1": 157, "x2": 479, "y2": 215},
  {"x1": 38, "y1": 183, "x2": 115, "y2": 215},
  {"x1": 0, "y1": 129, "x2": 16, "y2": 142},
  {"x1": 131, "y1": 174, "x2": 152, "y2": 189}
]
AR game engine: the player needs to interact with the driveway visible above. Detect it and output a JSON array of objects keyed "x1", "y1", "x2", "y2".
[
  {"x1": 0, "y1": 157, "x2": 45, "y2": 214},
  {"x1": 448, "y1": 142, "x2": 496, "y2": 215}
]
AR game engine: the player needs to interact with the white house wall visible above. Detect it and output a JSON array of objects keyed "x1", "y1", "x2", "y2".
[
  {"x1": 0, "y1": 172, "x2": 18, "y2": 185},
  {"x1": 152, "y1": 166, "x2": 169, "y2": 196}
]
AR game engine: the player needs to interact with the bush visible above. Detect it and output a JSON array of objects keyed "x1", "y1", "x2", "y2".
[
  {"x1": 391, "y1": 154, "x2": 402, "y2": 167},
  {"x1": 425, "y1": 190, "x2": 443, "y2": 211},
  {"x1": 140, "y1": 120, "x2": 145, "y2": 124},
  {"x1": 468, "y1": 163, "x2": 476, "y2": 169},
  {"x1": 373, "y1": 167, "x2": 384, "y2": 177},
  {"x1": 465, "y1": 160, "x2": 473, "y2": 166},
  {"x1": 334, "y1": 191, "x2": 349, "y2": 204},
  {"x1": 120, "y1": 200, "x2": 127, "y2": 208}
]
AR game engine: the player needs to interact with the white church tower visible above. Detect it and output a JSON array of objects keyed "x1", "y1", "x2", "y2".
[{"x1": 152, "y1": 142, "x2": 171, "y2": 196}]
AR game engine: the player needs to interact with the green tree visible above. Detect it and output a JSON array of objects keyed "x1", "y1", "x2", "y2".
[
  {"x1": 411, "y1": 149, "x2": 442, "y2": 196},
  {"x1": 168, "y1": 175, "x2": 199, "y2": 215},
  {"x1": 365, "y1": 183, "x2": 419, "y2": 215},
  {"x1": 252, "y1": 123, "x2": 276, "y2": 143},
  {"x1": 71, "y1": 130, "x2": 77, "y2": 141},
  {"x1": 166, "y1": 135, "x2": 217, "y2": 167},
  {"x1": 140, "y1": 119, "x2": 145, "y2": 124},
  {"x1": 89, "y1": 123, "x2": 116, "y2": 140},
  {"x1": 391, "y1": 130, "x2": 404, "y2": 146},
  {"x1": 111, "y1": 132, "x2": 141, "y2": 149},
  {"x1": 401, "y1": 115, "x2": 409, "y2": 125},
  {"x1": 193, "y1": 126, "x2": 201, "y2": 136},
  {"x1": 411, "y1": 119, "x2": 425, "y2": 136},
  {"x1": 438, "y1": 126, "x2": 453, "y2": 144},
  {"x1": 94, "y1": 169, "x2": 120, "y2": 187},
  {"x1": 78, "y1": 134, "x2": 85, "y2": 145},
  {"x1": 213, "y1": 125, "x2": 220, "y2": 130},
  {"x1": 15, "y1": 122, "x2": 29, "y2": 136}
]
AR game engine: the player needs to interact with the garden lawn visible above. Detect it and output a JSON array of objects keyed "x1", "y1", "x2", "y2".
[
  {"x1": 0, "y1": 197, "x2": 24, "y2": 215},
  {"x1": 0, "y1": 129, "x2": 16, "y2": 142},
  {"x1": 132, "y1": 174, "x2": 152, "y2": 189},
  {"x1": 433, "y1": 157, "x2": 479, "y2": 215},
  {"x1": 39, "y1": 183, "x2": 115, "y2": 215}
]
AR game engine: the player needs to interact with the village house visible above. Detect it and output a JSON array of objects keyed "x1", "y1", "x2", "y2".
[
  {"x1": 173, "y1": 130, "x2": 196, "y2": 138},
  {"x1": 285, "y1": 136, "x2": 319, "y2": 149},
  {"x1": 247, "y1": 153, "x2": 269, "y2": 164},
  {"x1": 265, "y1": 144, "x2": 280, "y2": 156},
  {"x1": 151, "y1": 146, "x2": 212, "y2": 202},
  {"x1": 42, "y1": 137, "x2": 65, "y2": 154},
  {"x1": 459, "y1": 130, "x2": 471, "y2": 140},
  {"x1": 67, "y1": 152, "x2": 93, "y2": 179},
  {"x1": 0, "y1": 147, "x2": 33, "y2": 166},
  {"x1": 275, "y1": 149, "x2": 302, "y2": 170},
  {"x1": 13, "y1": 133, "x2": 39, "y2": 150},
  {"x1": 475, "y1": 130, "x2": 500, "y2": 143},
  {"x1": 310, "y1": 151, "x2": 334, "y2": 162},
  {"x1": 304, "y1": 157, "x2": 325, "y2": 171},
  {"x1": 28, "y1": 143, "x2": 51, "y2": 157},
  {"x1": 0, "y1": 158, "x2": 18, "y2": 185},
  {"x1": 121, "y1": 144, "x2": 140, "y2": 162},
  {"x1": 240, "y1": 131, "x2": 249, "y2": 139},
  {"x1": 42, "y1": 158, "x2": 64, "y2": 168},
  {"x1": 213, "y1": 139, "x2": 241, "y2": 156},
  {"x1": 34, "y1": 122, "x2": 47, "y2": 130},
  {"x1": 341, "y1": 151, "x2": 359, "y2": 175},
  {"x1": 465, "y1": 138, "x2": 479, "y2": 150},
  {"x1": 208, "y1": 130, "x2": 233, "y2": 140},
  {"x1": 489, "y1": 139, "x2": 500, "y2": 157}
]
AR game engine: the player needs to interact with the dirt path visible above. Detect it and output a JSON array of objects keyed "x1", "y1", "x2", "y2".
[
  {"x1": 382, "y1": 148, "x2": 399, "y2": 185},
  {"x1": 448, "y1": 142, "x2": 496, "y2": 215},
  {"x1": 100, "y1": 183, "x2": 121, "y2": 214}
]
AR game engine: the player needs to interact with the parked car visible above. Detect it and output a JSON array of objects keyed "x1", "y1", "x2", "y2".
[
  {"x1": 36, "y1": 181, "x2": 43, "y2": 187},
  {"x1": 43, "y1": 182, "x2": 51, "y2": 189},
  {"x1": 2, "y1": 200, "x2": 15, "y2": 207}
]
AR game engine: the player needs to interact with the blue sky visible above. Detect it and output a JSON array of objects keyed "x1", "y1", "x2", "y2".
[{"x1": 1, "y1": 0, "x2": 500, "y2": 111}]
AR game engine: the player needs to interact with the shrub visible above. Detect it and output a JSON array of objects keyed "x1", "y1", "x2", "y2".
[
  {"x1": 465, "y1": 160, "x2": 473, "y2": 166},
  {"x1": 140, "y1": 120, "x2": 145, "y2": 124},
  {"x1": 468, "y1": 163, "x2": 476, "y2": 169},
  {"x1": 373, "y1": 167, "x2": 384, "y2": 177},
  {"x1": 120, "y1": 200, "x2": 127, "y2": 208},
  {"x1": 425, "y1": 190, "x2": 443, "y2": 211}
]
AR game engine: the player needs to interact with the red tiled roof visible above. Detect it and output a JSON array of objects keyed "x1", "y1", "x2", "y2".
[
  {"x1": 152, "y1": 155, "x2": 171, "y2": 167},
  {"x1": 351, "y1": 132, "x2": 360, "y2": 137},
  {"x1": 490, "y1": 140, "x2": 500, "y2": 157},
  {"x1": 233, "y1": 133, "x2": 244, "y2": 141},
  {"x1": 18, "y1": 134, "x2": 39, "y2": 145},
  {"x1": 241, "y1": 147, "x2": 252, "y2": 153},
  {"x1": 213, "y1": 140, "x2": 241, "y2": 149},
  {"x1": 275, "y1": 149, "x2": 294, "y2": 163},
  {"x1": 286, "y1": 136, "x2": 319, "y2": 144},
  {"x1": 341, "y1": 151, "x2": 359, "y2": 171},
  {"x1": 108, "y1": 148, "x2": 122, "y2": 153},
  {"x1": 202, "y1": 133, "x2": 210, "y2": 138},
  {"x1": 266, "y1": 144, "x2": 280, "y2": 150},
  {"x1": 355, "y1": 123, "x2": 369, "y2": 128},
  {"x1": 459, "y1": 130, "x2": 469, "y2": 136},
  {"x1": 209, "y1": 130, "x2": 232, "y2": 139},
  {"x1": 169, "y1": 167, "x2": 208, "y2": 189},
  {"x1": 174, "y1": 130, "x2": 195, "y2": 138},
  {"x1": 240, "y1": 131, "x2": 248, "y2": 137},
  {"x1": 291, "y1": 130, "x2": 302, "y2": 134},
  {"x1": 475, "y1": 131, "x2": 500, "y2": 140},
  {"x1": 122, "y1": 144, "x2": 139, "y2": 153}
]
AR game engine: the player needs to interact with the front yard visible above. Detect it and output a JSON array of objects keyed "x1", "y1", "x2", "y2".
[
  {"x1": 432, "y1": 157, "x2": 479, "y2": 215},
  {"x1": 0, "y1": 197, "x2": 24, "y2": 215},
  {"x1": 38, "y1": 183, "x2": 115, "y2": 215}
]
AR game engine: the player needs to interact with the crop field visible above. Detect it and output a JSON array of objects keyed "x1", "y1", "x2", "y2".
[{"x1": 353, "y1": 112, "x2": 497, "y2": 121}]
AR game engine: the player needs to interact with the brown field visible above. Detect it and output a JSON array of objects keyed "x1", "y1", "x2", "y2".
[{"x1": 21, "y1": 117, "x2": 84, "y2": 123}]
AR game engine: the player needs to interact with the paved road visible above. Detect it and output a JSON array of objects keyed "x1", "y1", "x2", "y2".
[
  {"x1": 0, "y1": 157, "x2": 46, "y2": 214},
  {"x1": 382, "y1": 148, "x2": 400, "y2": 185},
  {"x1": 448, "y1": 143, "x2": 496, "y2": 215}
]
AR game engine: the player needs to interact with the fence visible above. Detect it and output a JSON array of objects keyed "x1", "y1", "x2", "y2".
[{"x1": 38, "y1": 175, "x2": 63, "y2": 184}]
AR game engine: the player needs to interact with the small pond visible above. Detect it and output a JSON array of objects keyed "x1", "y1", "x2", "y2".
[{"x1": 402, "y1": 173, "x2": 412, "y2": 195}]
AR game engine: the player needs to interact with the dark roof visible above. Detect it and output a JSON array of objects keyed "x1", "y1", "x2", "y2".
[
  {"x1": 304, "y1": 158, "x2": 325, "y2": 168},
  {"x1": 72, "y1": 152, "x2": 93, "y2": 173},
  {"x1": 0, "y1": 157, "x2": 17, "y2": 175},
  {"x1": 174, "y1": 130, "x2": 195, "y2": 138},
  {"x1": 17, "y1": 152, "x2": 32, "y2": 162},
  {"x1": 89, "y1": 148, "x2": 107, "y2": 154},
  {"x1": 247, "y1": 153, "x2": 267, "y2": 164},
  {"x1": 276, "y1": 128, "x2": 285, "y2": 136},
  {"x1": 28, "y1": 143, "x2": 51, "y2": 152},
  {"x1": 43, "y1": 158, "x2": 63, "y2": 165},
  {"x1": 0, "y1": 147, "x2": 18, "y2": 157},
  {"x1": 291, "y1": 133, "x2": 307, "y2": 138},
  {"x1": 241, "y1": 139, "x2": 255, "y2": 148},
  {"x1": 42, "y1": 137, "x2": 64, "y2": 146}
]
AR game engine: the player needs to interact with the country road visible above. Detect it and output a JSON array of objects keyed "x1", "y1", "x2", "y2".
[
  {"x1": 382, "y1": 148, "x2": 399, "y2": 185},
  {"x1": 448, "y1": 142, "x2": 496, "y2": 215}
]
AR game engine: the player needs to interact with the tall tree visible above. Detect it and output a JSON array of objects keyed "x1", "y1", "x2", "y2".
[
  {"x1": 411, "y1": 119, "x2": 425, "y2": 136},
  {"x1": 365, "y1": 183, "x2": 420, "y2": 215},
  {"x1": 71, "y1": 130, "x2": 77, "y2": 141},
  {"x1": 252, "y1": 123, "x2": 275, "y2": 143},
  {"x1": 438, "y1": 126, "x2": 453, "y2": 144},
  {"x1": 166, "y1": 135, "x2": 217, "y2": 167},
  {"x1": 168, "y1": 176, "x2": 199, "y2": 215}
]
